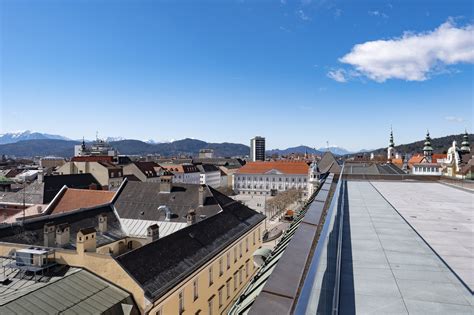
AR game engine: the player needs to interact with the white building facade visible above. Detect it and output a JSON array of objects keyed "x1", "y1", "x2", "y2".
[
  {"x1": 197, "y1": 165, "x2": 221, "y2": 188},
  {"x1": 233, "y1": 161, "x2": 312, "y2": 196},
  {"x1": 162, "y1": 164, "x2": 201, "y2": 184}
]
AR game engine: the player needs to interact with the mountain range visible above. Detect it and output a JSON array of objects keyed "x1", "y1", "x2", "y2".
[
  {"x1": 0, "y1": 130, "x2": 69, "y2": 145},
  {"x1": 267, "y1": 145, "x2": 363, "y2": 156},
  {"x1": 0, "y1": 138, "x2": 249, "y2": 158},
  {"x1": 1, "y1": 131, "x2": 468, "y2": 159},
  {"x1": 0, "y1": 131, "x2": 357, "y2": 158}
]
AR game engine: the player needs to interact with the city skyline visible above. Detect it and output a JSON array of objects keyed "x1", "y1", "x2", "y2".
[{"x1": 1, "y1": 0, "x2": 473, "y2": 151}]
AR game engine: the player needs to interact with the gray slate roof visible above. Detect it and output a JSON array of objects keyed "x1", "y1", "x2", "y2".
[
  {"x1": 318, "y1": 152, "x2": 341, "y2": 174},
  {"x1": 115, "y1": 187, "x2": 265, "y2": 301},
  {"x1": 0, "y1": 205, "x2": 126, "y2": 249},
  {"x1": 0, "y1": 258, "x2": 136, "y2": 314},
  {"x1": 113, "y1": 181, "x2": 221, "y2": 223}
]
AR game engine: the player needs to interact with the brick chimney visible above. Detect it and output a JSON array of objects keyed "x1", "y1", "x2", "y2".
[
  {"x1": 55, "y1": 223, "x2": 70, "y2": 247},
  {"x1": 98, "y1": 213, "x2": 107, "y2": 233},
  {"x1": 147, "y1": 224, "x2": 159, "y2": 243},
  {"x1": 43, "y1": 222, "x2": 55, "y2": 247}
]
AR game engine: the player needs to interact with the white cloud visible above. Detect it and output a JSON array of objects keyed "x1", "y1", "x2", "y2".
[
  {"x1": 297, "y1": 9, "x2": 310, "y2": 21},
  {"x1": 337, "y1": 20, "x2": 474, "y2": 82},
  {"x1": 368, "y1": 10, "x2": 388, "y2": 18},
  {"x1": 280, "y1": 0, "x2": 286, "y2": 4},
  {"x1": 327, "y1": 69, "x2": 347, "y2": 82},
  {"x1": 445, "y1": 116, "x2": 466, "y2": 123},
  {"x1": 279, "y1": 26, "x2": 290, "y2": 32}
]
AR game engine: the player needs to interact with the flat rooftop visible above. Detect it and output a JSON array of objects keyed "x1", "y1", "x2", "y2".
[
  {"x1": 309, "y1": 180, "x2": 473, "y2": 314},
  {"x1": 372, "y1": 181, "x2": 474, "y2": 291}
]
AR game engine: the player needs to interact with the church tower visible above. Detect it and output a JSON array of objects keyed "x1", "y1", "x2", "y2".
[
  {"x1": 423, "y1": 130, "x2": 433, "y2": 163},
  {"x1": 387, "y1": 128, "x2": 396, "y2": 161},
  {"x1": 460, "y1": 130, "x2": 470, "y2": 153},
  {"x1": 307, "y1": 160, "x2": 320, "y2": 197}
]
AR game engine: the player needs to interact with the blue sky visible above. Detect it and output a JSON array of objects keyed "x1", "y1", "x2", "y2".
[{"x1": 1, "y1": 0, "x2": 472, "y2": 151}]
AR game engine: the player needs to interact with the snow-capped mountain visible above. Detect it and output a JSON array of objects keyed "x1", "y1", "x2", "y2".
[
  {"x1": 0, "y1": 130, "x2": 70, "y2": 145},
  {"x1": 105, "y1": 136, "x2": 127, "y2": 142},
  {"x1": 317, "y1": 146, "x2": 353, "y2": 156}
]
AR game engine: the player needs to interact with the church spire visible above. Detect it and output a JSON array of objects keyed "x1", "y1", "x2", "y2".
[
  {"x1": 460, "y1": 129, "x2": 470, "y2": 153},
  {"x1": 423, "y1": 130, "x2": 433, "y2": 161},
  {"x1": 387, "y1": 127, "x2": 396, "y2": 161},
  {"x1": 389, "y1": 126, "x2": 395, "y2": 148}
]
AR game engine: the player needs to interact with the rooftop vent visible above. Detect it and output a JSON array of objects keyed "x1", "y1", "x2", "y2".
[{"x1": 157, "y1": 205, "x2": 172, "y2": 221}]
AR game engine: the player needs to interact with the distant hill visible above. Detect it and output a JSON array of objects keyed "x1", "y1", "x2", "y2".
[
  {"x1": 366, "y1": 133, "x2": 473, "y2": 156},
  {"x1": 0, "y1": 130, "x2": 69, "y2": 145},
  {"x1": 267, "y1": 145, "x2": 357, "y2": 156},
  {"x1": 266, "y1": 146, "x2": 324, "y2": 156},
  {"x1": 0, "y1": 138, "x2": 249, "y2": 158},
  {"x1": 317, "y1": 146, "x2": 354, "y2": 156}
]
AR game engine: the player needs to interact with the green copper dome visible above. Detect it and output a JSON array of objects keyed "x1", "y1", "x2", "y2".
[
  {"x1": 389, "y1": 129, "x2": 395, "y2": 148},
  {"x1": 423, "y1": 131, "x2": 433, "y2": 152},
  {"x1": 460, "y1": 130, "x2": 470, "y2": 152}
]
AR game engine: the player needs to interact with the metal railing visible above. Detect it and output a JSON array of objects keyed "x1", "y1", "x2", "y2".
[{"x1": 294, "y1": 165, "x2": 345, "y2": 315}]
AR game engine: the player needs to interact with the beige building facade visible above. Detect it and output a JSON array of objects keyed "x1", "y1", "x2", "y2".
[{"x1": 57, "y1": 161, "x2": 123, "y2": 189}]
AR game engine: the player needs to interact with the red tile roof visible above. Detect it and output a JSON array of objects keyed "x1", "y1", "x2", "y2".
[
  {"x1": 236, "y1": 161, "x2": 309, "y2": 175},
  {"x1": 49, "y1": 188, "x2": 115, "y2": 214},
  {"x1": 432, "y1": 154, "x2": 447, "y2": 162},
  {"x1": 408, "y1": 155, "x2": 426, "y2": 165}
]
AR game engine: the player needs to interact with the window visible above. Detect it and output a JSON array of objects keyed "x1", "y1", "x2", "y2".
[
  {"x1": 111, "y1": 172, "x2": 114, "y2": 178},
  {"x1": 195, "y1": 310, "x2": 201, "y2": 315},
  {"x1": 234, "y1": 247, "x2": 237, "y2": 263},
  {"x1": 245, "y1": 260, "x2": 249, "y2": 278},
  {"x1": 245, "y1": 238, "x2": 249, "y2": 252},
  {"x1": 233, "y1": 272, "x2": 238, "y2": 291},
  {"x1": 219, "y1": 258, "x2": 223, "y2": 276},
  {"x1": 226, "y1": 252, "x2": 230, "y2": 269},
  {"x1": 226, "y1": 278, "x2": 231, "y2": 299},
  {"x1": 218, "y1": 286, "x2": 223, "y2": 308},
  {"x1": 193, "y1": 278, "x2": 199, "y2": 300},
  {"x1": 179, "y1": 290, "x2": 185, "y2": 314},
  {"x1": 208, "y1": 297, "x2": 214, "y2": 315},
  {"x1": 239, "y1": 268, "x2": 243, "y2": 284},
  {"x1": 239, "y1": 243, "x2": 242, "y2": 258},
  {"x1": 253, "y1": 231, "x2": 256, "y2": 245},
  {"x1": 155, "y1": 307, "x2": 163, "y2": 315},
  {"x1": 209, "y1": 266, "x2": 213, "y2": 286}
]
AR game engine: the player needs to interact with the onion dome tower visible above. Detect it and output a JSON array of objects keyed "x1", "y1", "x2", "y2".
[
  {"x1": 460, "y1": 130, "x2": 470, "y2": 153},
  {"x1": 423, "y1": 130, "x2": 433, "y2": 163}
]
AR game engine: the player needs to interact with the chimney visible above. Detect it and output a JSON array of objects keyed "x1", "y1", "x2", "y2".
[
  {"x1": 76, "y1": 227, "x2": 97, "y2": 254},
  {"x1": 55, "y1": 223, "x2": 70, "y2": 247},
  {"x1": 37, "y1": 168, "x2": 44, "y2": 183},
  {"x1": 159, "y1": 171, "x2": 173, "y2": 193},
  {"x1": 43, "y1": 222, "x2": 55, "y2": 247},
  {"x1": 98, "y1": 213, "x2": 107, "y2": 233},
  {"x1": 198, "y1": 185, "x2": 205, "y2": 207},
  {"x1": 187, "y1": 209, "x2": 196, "y2": 226},
  {"x1": 147, "y1": 224, "x2": 159, "y2": 243}
]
